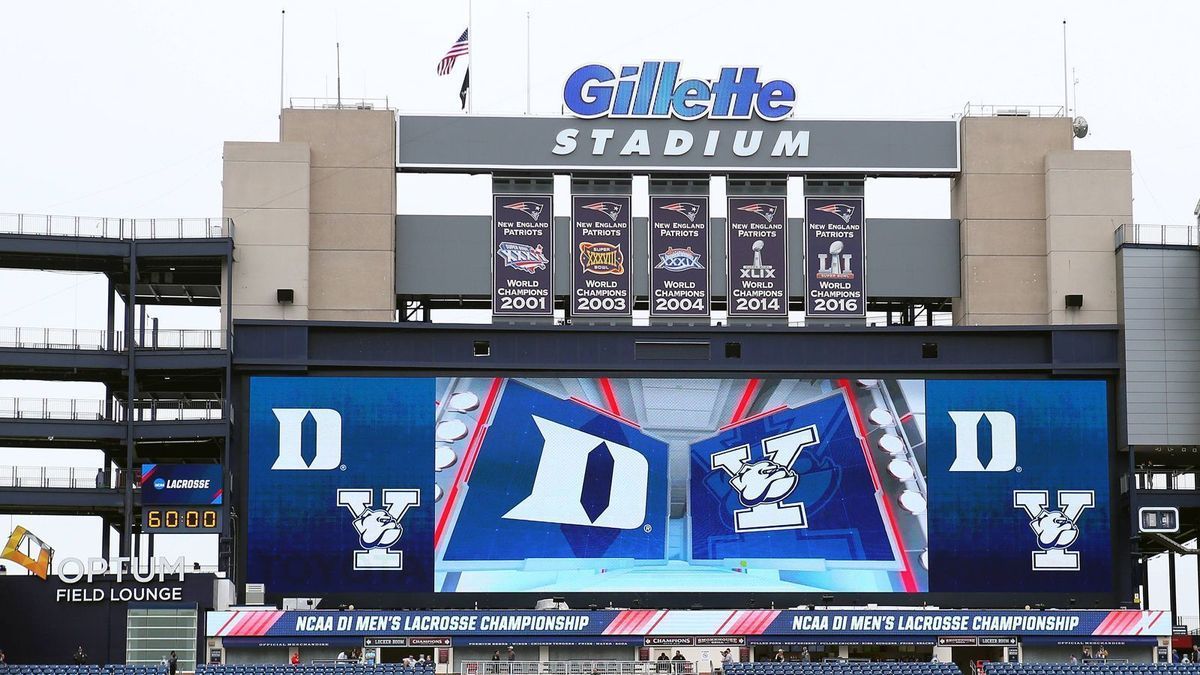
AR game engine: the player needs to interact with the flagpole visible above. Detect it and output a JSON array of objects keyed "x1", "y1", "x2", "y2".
[
  {"x1": 467, "y1": 0, "x2": 473, "y2": 114},
  {"x1": 525, "y1": 11, "x2": 531, "y2": 115}
]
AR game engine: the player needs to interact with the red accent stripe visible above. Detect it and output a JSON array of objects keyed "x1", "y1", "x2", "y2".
[
  {"x1": 1093, "y1": 611, "x2": 1121, "y2": 635},
  {"x1": 211, "y1": 488, "x2": 223, "y2": 504},
  {"x1": 434, "y1": 378, "x2": 503, "y2": 548},
  {"x1": 632, "y1": 609, "x2": 655, "y2": 634},
  {"x1": 139, "y1": 466, "x2": 157, "y2": 487},
  {"x1": 730, "y1": 611, "x2": 756, "y2": 635},
  {"x1": 1103, "y1": 611, "x2": 1131, "y2": 636},
  {"x1": 750, "y1": 610, "x2": 781, "y2": 635},
  {"x1": 746, "y1": 610, "x2": 773, "y2": 635},
  {"x1": 713, "y1": 610, "x2": 738, "y2": 635},
  {"x1": 228, "y1": 612, "x2": 258, "y2": 636},
  {"x1": 569, "y1": 396, "x2": 641, "y2": 428},
  {"x1": 598, "y1": 378, "x2": 622, "y2": 417},
  {"x1": 837, "y1": 378, "x2": 918, "y2": 593},
  {"x1": 603, "y1": 610, "x2": 633, "y2": 635},
  {"x1": 644, "y1": 610, "x2": 668, "y2": 635},
  {"x1": 1116, "y1": 611, "x2": 1143, "y2": 636},
  {"x1": 729, "y1": 379, "x2": 761, "y2": 424},
  {"x1": 214, "y1": 612, "x2": 239, "y2": 637},
  {"x1": 244, "y1": 611, "x2": 275, "y2": 636}
]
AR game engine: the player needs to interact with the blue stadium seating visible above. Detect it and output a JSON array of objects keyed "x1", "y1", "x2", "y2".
[
  {"x1": 724, "y1": 663, "x2": 962, "y2": 675},
  {"x1": 0, "y1": 668, "x2": 166, "y2": 675},
  {"x1": 195, "y1": 666, "x2": 434, "y2": 675},
  {"x1": 983, "y1": 664, "x2": 1200, "y2": 675}
]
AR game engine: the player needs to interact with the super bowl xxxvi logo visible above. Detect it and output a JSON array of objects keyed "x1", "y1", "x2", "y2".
[
  {"x1": 579, "y1": 242, "x2": 625, "y2": 275},
  {"x1": 496, "y1": 242, "x2": 549, "y2": 274},
  {"x1": 337, "y1": 489, "x2": 420, "y2": 571},
  {"x1": 710, "y1": 426, "x2": 821, "y2": 532}
]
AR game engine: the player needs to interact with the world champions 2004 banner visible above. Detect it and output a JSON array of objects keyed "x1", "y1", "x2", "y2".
[
  {"x1": 247, "y1": 376, "x2": 1113, "y2": 598},
  {"x1": 572, "y1": 195, "x2": 632, "y2": 318},
  {"x1": 649, "y1": 196, "x2": 709, "y2": 319},
  {"x1": 493, "y1": 194, "x2": 554, "y2": 318}
]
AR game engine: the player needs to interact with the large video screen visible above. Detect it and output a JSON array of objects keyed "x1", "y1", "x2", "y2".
[{"x1": 246, "y1": 377, "x2": 1111, "y2": 596}]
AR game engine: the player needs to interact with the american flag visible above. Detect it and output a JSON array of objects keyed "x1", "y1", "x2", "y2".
[{"x1": 436, "y1": 28, "x2": 469, "y2": 76}]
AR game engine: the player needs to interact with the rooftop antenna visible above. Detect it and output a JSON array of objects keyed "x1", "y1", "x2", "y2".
[
  {"x1": 279, "y1": 9, "x2": 286, "y2": 111},
  {"x1": 336, "y1": 42, "x2": 342, "y2": 108},
  {"x1": 1061, "y1": 20, "x2": 1069, "y2": 116}
]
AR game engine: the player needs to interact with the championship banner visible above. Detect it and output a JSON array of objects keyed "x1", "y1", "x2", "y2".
[
  {"x1": 804, "y1": 196, "x2": 865, "y2": 318},
  {"x1": 206, "y1": 609, "x2": 1173, "y2": 639},
  {"x1": 649, "y1": 196, "x2": 709, "y2": 319},
  {"x1": 492, "y1": 194, "x2": 554, "y2": 317},
  {"x1": 726, "y1": 196, "x2": 788, "y2": 318},
  {"x1": 571, "y1": 195, "x2": 632, "y2": 317}
]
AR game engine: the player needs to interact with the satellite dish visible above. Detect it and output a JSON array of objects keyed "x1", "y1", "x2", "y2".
[{"x1": 1072, "y1": 116, "x2": 1089, "y2": 139}]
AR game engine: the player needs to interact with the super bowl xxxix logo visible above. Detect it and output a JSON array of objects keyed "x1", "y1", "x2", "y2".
[
  {"x1": 949, "y1": 409, "x2": 1094, "y2": 571},
  {"x1": 710, "y1": 425, "x2": 820, "y2": 532},
  {"x1": 272, "y1": 408, "x2": 419, "y2": 572}
]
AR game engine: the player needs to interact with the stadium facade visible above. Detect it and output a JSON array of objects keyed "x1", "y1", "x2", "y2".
[{"x1": 1, "y1": 61, "x2": 1198, "y2": 675}]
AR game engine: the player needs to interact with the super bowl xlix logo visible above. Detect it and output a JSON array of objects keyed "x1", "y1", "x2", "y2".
[
  {"x1": 1013, "y1": 490, "x2": 1094, "y2": 571},
  {"x1": 337, "y1": 489, "x2": 420, "y2": 571},
  {"x1": 711, "y1": 425, "x2": 820, "y2": 532}
]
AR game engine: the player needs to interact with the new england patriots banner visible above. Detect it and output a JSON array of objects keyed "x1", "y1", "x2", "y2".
[
  {"x1": 207, "y1": 609, "x2": 1172, "y2": 639},
  {"x1": 804, "y1": 196, "x2": 865, "y2": 318},
  {"x1": 726, "y1": 196, "x2": 788, "y2": 318},
  {"x1": 571, "y1": 195, "x2": 632, "y2": 318},
  {"x1": 493, "y1": 194, "x2": 554, "y2": 317},
  {"x1": 649, "y1": 196, "x2": 709, "y2": 319}
]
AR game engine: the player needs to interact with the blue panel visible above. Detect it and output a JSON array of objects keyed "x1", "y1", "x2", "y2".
[
  {"x1": 247, "y1": 376, "x2": 435, "y2": 594},
  {"x1": 926, "y1": 380, "x2": 1111, "y2": 593},
  {"x1": 440, "y1": 381, "x2": 669, "y2": 564},
  {"x1": 139, "y1": 464, "x2": 223, "y2": 505},
  {"x1": 688, "y1": 393, "x2": 894, "y2": 564}
]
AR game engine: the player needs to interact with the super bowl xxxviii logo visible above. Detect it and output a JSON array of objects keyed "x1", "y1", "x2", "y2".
[
  {"x1": 496, "y1": 242, "x2": 549, "y2": 274},
  {"x1": 579, "y1": 242, "x2": 624, "y2": 275},
  {"x1": 710, "y1": 425, "x2": 822, "y2": 532}
]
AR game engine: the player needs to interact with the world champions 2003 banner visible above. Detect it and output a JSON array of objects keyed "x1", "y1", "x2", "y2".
[
  {"x1": 493, "y1": 194, "x2": 554, "y2": 318},
  {"x1": 572, "y1": 195, "x2": 632, "y2": 318},
  {"x1": 247, "y1": 377, "x2": 1112, "y2": 597}
]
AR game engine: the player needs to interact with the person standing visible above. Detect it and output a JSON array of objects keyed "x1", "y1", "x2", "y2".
[
  {"x1": 507, "y1": 647, "x2": 516, "y2": 662},
  {"x1": 74, "y1": 647, "x2": 87, "y2": 665},
  {"x1": 801, "y1": 647, "x2": 810, "y2": 663},
  {"x1": 290, "y1": 652, "x2": 300, "y2": 666},
  {"x1": 169, "y1": 651, "x2": 178, "y2": 675}
]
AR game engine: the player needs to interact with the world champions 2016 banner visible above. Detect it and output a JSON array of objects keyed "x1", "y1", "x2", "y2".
[
  {"x1": 649, "y1": 196, "x2": 709, "y2": 319},
  {"x1": 805, "y1": 196, "x2": 865, "y2": 318},
  {"x1": 493, "y1": 194, "x2": 554, "y2": 318},
  {"x1": 246, "y1": 377, "x2": 1112, "y2": 597},
  {"x1": 572, "y1": 195, "x2": 632, "y2": 318}
]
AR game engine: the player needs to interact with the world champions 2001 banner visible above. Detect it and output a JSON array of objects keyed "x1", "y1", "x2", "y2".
[
  {"x1": 247, "y1": 376, "x2": 1113, "y2": 597},
  {"x1": 492, "y1": 194, "x2": 554, "y2": 318}
]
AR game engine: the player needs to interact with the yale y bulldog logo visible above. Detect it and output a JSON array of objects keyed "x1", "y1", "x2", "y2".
[
  {"x1": 271, "y1": 408, "x2": 342, "y2": 470},
  {"x1": 1013, "y1": 490, "x2": 1094, "y2": 571},
  {"x1": 659, "y1": 202, "x2": 701, "y2": 222},
  {"x1": 337, "y1": 489, "x2": 420, "y2": 570},
  {"x1": 814, "y1": 203, "x2": 855, "y2": 223},
  {"x1": 737, "y1": 202, "x2": 778, "y2": 221},
  {"x1": 710, "y1": 425, "x2": 821, "y2": 532},
  {"x1": 503, "y1": 416, "x2": 649, "y2": 529},
  {"x1": 946, "y1": 410, "x2": 1017, "y2": 472},
  {"x1": 581, "y1": 201, "x2": 623, "y2": 221},
  {"x1": 503, "y1": 201, "x2": 544, "y2": 220}
]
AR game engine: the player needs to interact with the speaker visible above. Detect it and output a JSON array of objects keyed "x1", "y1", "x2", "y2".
[
  {"x1": 277, "y1": 288, "x2": 294, "y2": 304},
  {"x1": 1065, "y1": 294, "x2": 1084, "y2": 309}
]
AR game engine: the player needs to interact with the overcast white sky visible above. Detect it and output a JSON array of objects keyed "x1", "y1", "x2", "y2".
[{"x1": 0, "y1": 0, "x2": 1196, "y2": 618}]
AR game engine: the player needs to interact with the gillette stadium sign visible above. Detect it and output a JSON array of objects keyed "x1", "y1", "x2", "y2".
[{"x1": 395, "y1": 62, "x2": 960, "y2": 174}]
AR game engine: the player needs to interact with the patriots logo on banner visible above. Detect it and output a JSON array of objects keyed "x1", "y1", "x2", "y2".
[
  {"x1": 737, "y1": 203, "x2": 778, "y2": 222},
  {"x1": 581, "y1": 201, "x2": 622, "y2": 221},
  {"x1": 504, "y1": 201, "x2": 545, "y2": 220},
  {"x1": 814, "y1": 203, "x2": 855, "y2": 223},
  {"x1": 659, "y1": 202, "x2": 701, "y2": 222}
]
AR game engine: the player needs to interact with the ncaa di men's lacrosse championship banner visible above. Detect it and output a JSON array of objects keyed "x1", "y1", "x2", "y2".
[{"x1": 245, "y1": 377, "x2": 1112, "y2": 596}]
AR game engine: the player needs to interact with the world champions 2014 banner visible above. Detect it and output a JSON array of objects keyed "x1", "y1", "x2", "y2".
[
  {"x1": 727, "y1": 196, "x2": 787, "y2": 318},
  {"x1": 246, "y1": 376, "x2": 1113, "y2": 598},
  {"x1": 649, "y1": 196, "x2": 709, "y2": 318},
  {"x1": 207, "y1": 609, "x2": 1172, "y2": 640},
  {"x1": 493, "y1": 194, "x2": 554, "y2": 318},
  {"x1": 572, "y1": 195, "x2": 632, "y2": 317}
]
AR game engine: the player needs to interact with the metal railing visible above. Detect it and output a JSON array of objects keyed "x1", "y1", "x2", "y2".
[
  {"x1": 0, "y1": 213, "x2": 232, "y2": 239},
  {"x1": 0, "y1": 465, "x2": 108, "y2": 488},
  {"x1": 0, "y1": 327, "x2": 224, "y2": 350},
  {"x1": 1115, "y1": 223, "x2": 1200, "y2": 247},
  {"x1": 0, "y1": 397, "x2": 225, "y2": 421},
  {"x1": 288, "y1": 96, "x2": 391, "y2": 110},
  {"x1": 464, "y1": 663, "x2": 698, "y2": 675},
  {"x1": 961, "y1": 102, "x2": 1066, "y2": 118}
]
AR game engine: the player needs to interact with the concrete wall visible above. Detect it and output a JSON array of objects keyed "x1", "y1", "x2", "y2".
[
  {"x1": 223, "y1": 141, "x2": 311, "y2": 320},
  {"x1": 1118, "y1": 246, "x2": 1200, "y2": 446}
]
